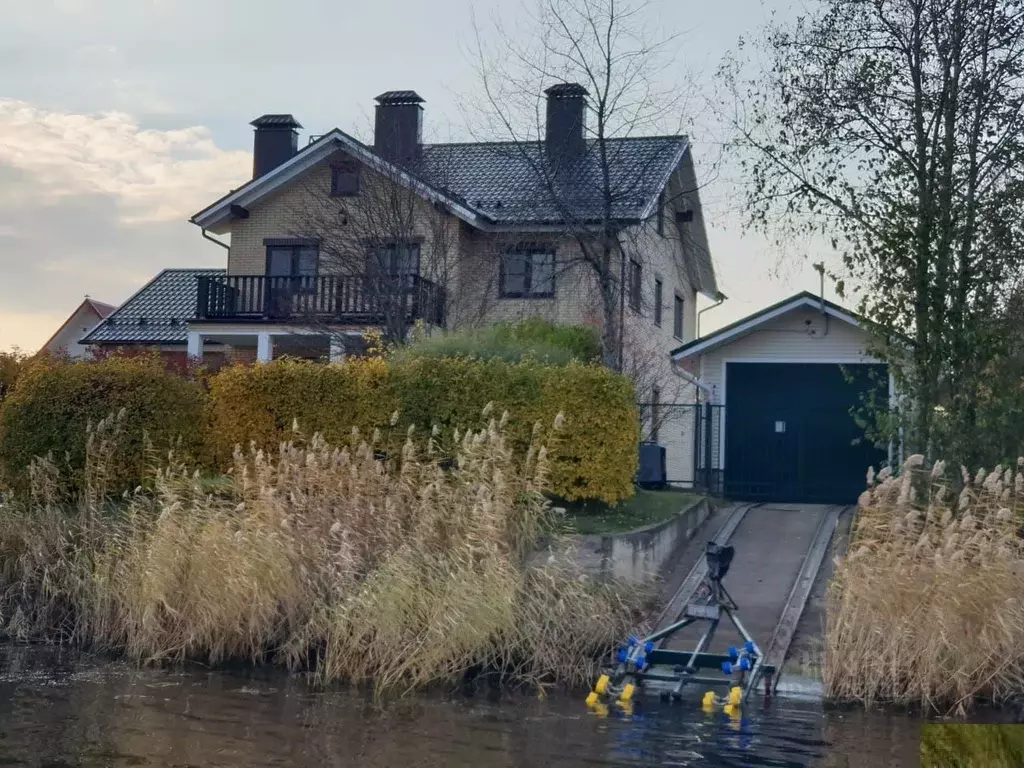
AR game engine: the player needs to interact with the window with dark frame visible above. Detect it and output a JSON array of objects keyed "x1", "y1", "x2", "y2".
[
  {"x1": 368, "y1": 241, "x2": 421, "y2": 277},
  {"x1": 499, "y1": 248, "x2": 555, "y2": 298},
  {"x1": 265, "y1": 241, "x2": 319, "y2": 298},
  {"x1": 266, "y1": 243, "x2": 319, "y2": 277},
  {"x1": 651, "y1": 386, "x2": 661, "y2": 444},
  {"x1": 629, "y1": 259, "x2": 642, "y2": 311},
  {"x1": 656, "y1": 190, "x2": 665, "y2": 235},
  {"x1": 654, "y1": 279, "x2": 663, "y2": 326},
  {"x1": 673, "y1": 294, "x2": 684, "y2": 339},
  {"x1": 331, "y1": 162, "x2": 360, "y2": 197}
]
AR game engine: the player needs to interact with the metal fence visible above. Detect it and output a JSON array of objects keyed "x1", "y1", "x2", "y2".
[{"x1": 637, "y1": 402, "x2": 724, "y2": 494}]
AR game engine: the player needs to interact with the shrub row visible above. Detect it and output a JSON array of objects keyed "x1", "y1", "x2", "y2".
[
  {"x1": 0, "y1": 355, "x2": 206, "y2": 495},
  {"x1": 0, "y1": 355, "x2": 638, "y2": 504},
  {"x1": 393, "y1": 317, "x2": 602, "y2": 365},
  {"x1": 209, "y1": 357, "x2": 638, "y2": 503}
]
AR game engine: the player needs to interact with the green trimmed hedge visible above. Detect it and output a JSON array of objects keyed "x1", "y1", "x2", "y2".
[
  {"x1": 209, "y1": 356, "x2": 637, "y2": 503},
  {"x1": 0, "y1": 353, "x2": 639, "y2": 505},
  {"x1": 0, "y1": 355, "x2": 206, "y2": 495}
]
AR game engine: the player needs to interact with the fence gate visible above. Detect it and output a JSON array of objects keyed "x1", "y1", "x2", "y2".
[{"x1": 638, "y1": 402, "x2": 724, "y2": 494}]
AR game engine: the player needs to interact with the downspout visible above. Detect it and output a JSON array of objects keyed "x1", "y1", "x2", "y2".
[
  {"x1": 618, "y1": 239, "x2": 626, "y2": 373},
  {"x1": 202, "y1": 229, "x2": 230, "y2": 251},
  {"x1": 671, "y1": 358, "x2": 714, "y2": 402},
  {"x1": 697, "y1": 291, "x2": 727, "y2": 337}
]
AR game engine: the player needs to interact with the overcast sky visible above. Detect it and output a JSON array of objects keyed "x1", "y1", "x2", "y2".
[{"x1": 0, "y1": 0, "x2": 827, "y2": 351}]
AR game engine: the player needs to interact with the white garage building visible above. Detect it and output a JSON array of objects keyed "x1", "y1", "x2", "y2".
[{"x1": 670, "y1": 291, "x2": 893, "y2": 504}]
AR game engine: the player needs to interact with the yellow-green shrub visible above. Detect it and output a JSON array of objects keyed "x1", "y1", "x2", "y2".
[
  {"x1": 207, "y1": 357, "x2": 392, "y2": 461},
  {"x1": 0, "y1": 355, "x2": 206, "y2": 495},
  {"x1": 207, "y1": 357, "x2": 638, "y2": 503}
]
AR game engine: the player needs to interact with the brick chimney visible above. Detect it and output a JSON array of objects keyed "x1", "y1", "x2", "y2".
[
  {"x1": 250, "y1": 114, "x2": 302, "y2": 179},
  {"x1": 374, "y1": 91, "x2": 424, "y2": 163},
  {"x1": 545, "y1": 83, "x2": 588, "y2": 166}
]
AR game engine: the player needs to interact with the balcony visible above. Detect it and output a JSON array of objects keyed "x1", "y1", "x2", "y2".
[{"x1": 195, "y1": 274, "x2": 445, "y2": 326}]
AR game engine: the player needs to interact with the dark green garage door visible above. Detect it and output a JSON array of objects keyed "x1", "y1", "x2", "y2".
[{"x1": 724, "y1": 362, "x2": 888, "y2": 504}]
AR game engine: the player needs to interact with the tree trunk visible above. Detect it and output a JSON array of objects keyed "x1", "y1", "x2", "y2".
[{"x1": 600, "y1": 271, "x2": 620, "y2": 370}]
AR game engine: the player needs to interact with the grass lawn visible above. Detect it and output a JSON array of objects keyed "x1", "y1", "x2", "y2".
[{"x1": 562, "y1": 488, "x2": 703, "y2": 535}]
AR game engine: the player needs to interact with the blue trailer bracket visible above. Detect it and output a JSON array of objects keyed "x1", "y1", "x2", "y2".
[{"x1": 585, "y1": 542, "x2": 776, "y2": 715}]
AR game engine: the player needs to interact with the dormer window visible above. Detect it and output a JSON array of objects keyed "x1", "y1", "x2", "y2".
[{"x1": 331, "y1": 162, "x2": 360, "y2": 196}]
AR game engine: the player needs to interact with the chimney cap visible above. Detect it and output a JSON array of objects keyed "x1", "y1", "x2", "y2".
[
  {"x1": 375, "y1": 90, "x2": 425, "y2": 105},
  {"x1": 250, "y1": 114, "x2": 303, "y2": 129},
  {"x1": 544, "y1": 82, "x2": 589, "y2": 98}
]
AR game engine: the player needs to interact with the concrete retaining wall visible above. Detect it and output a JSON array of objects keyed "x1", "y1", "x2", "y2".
[{"x1": 570, "y1": 497, "x2": 712, "y2": 583}]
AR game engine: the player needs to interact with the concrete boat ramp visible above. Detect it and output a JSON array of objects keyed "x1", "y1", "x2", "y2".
[{"x1": 652, "y1": 501, "x2": 850, "y2": 701}]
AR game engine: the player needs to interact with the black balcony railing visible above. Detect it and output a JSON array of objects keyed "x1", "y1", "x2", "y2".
[{"x1": 196, "y1": 274, "x2": 445, "y2": 326}]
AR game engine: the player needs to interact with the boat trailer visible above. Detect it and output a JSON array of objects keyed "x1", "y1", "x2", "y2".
[{"x1": 586, "y1": 542, "x2": 776, "y2": 715}]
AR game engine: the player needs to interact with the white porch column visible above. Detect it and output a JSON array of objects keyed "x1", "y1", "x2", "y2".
[
  {"x1": 256, "y1": 332, "x2": 273, "y2": 363},
  {"x1": 329, "y1": 337, "x2": 346, "y2": 363},
  {"x1": 186, "y1": 331, "x2": 203, "y2": 360}
]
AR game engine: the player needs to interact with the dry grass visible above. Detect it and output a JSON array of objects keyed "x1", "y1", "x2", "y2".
[
  {"x1": 826, "y1": 455, "x2": 1024, "y2": 715},
  {"x1": 0, "y1": 406, "x2": 641, "y2": 696}
]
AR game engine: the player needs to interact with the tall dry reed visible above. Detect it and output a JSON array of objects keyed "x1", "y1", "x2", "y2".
[
  {"x1": 826, "y1": 456, "x2": 1024, "y2": 715},
  {"x1": 0, "y1": 406, "x2": 641, "y2": 695}
]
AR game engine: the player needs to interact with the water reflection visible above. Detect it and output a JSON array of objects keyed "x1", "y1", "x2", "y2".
[{"x1": 0, "y1": 645, "x2": 922, "y2": 767}]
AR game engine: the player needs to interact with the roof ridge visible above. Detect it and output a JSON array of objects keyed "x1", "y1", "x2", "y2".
[{"x1": 423, "y1": 134, "x2": 687, "y2": 149}]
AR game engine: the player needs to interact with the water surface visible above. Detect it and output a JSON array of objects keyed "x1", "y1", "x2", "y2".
[{"x1": 0, "y1": 645, "x2": 926, "y2": 766}]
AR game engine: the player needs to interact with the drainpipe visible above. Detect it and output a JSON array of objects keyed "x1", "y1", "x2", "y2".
[
  {"x1": 696, "y1": 291, "x2": 727, "y2": 337},
  {"x1": 202, "y1": 229, "x2": 230, "y2": 251},
  {"x1": 671, "y1": 358, "x2": 714, "y2": 400}
]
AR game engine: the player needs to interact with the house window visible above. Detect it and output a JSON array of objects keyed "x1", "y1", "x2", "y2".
[
  {"x1": 368, "y1": 242, "x2": 421, "y2": 277},
  {"x1": 651, "y1": 386, "x2": 661, "y2": 444},
  {"x1": 673, "y1": 294, "x2": 684, "y2": 339},
  {"x1": 331, "y1": 162, "x2": 360, "y2": 196},
  {"x1": 628, "y1": 259, "x2": 642, "y2": 311},
  {"x1": 265, "y1": 241, "x2": 319, "y2": 314},
  {"x1": 654, "y1": 279, "x2": 663, "y2": 326},
  {"x1": 266, "y1": 241, "x2": 319, "y2": 279},
  {"x1": 656, "y1": 190, "x2": 665, "y2": 236},
  {"x1": 500, "y1": 248, "x2": 555, "y2": 298}
]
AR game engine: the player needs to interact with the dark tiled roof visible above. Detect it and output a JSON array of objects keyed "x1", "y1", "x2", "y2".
[
  {"x1": 82, "y1": 268, "x2": 225, "y2": 345},
  {"x1": 413, "y1": 136, "x2": 687, "y2": 225}
]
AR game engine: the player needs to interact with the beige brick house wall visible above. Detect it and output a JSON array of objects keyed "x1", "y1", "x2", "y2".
[
  {"x1": 449, "y1": 229, "x2": 601, "y2": 331},
  {"x1": 620, "y1": 178, "x2": 702, "y2": 486},
  {"x1": 227, "y1": 150, "x2": 461, "y2": 281}
]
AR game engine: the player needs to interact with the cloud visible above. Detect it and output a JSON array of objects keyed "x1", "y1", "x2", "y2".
[
  {"x1": 0, "y1": 99, "x2": 249, "y2": 224},
  {"x1": 0, "y1": 100, "x2": 248, "y2": 351}
]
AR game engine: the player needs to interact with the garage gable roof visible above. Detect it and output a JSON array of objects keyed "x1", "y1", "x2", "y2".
[{"x1": 671, "y1": 291, "x2": 863, "y2": 360}]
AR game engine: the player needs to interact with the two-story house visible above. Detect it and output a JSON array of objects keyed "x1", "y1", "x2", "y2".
[{"x1": 83, "y1": 84, "x2": 719, "y2": 478}]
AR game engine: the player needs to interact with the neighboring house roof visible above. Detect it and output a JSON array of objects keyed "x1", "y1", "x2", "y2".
[
  {"x1": 85, "y1": 298, "x2": 117, "y2": 319},
  {"x1": 671, "y1": 291, "x2": 865, "y2": 359},
  {"x1": 82, "y1": 268, "x2": 225, "y2": 345},
  {"x1": 40, "y1": 297, "x2": 117, "y2": 354}
]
